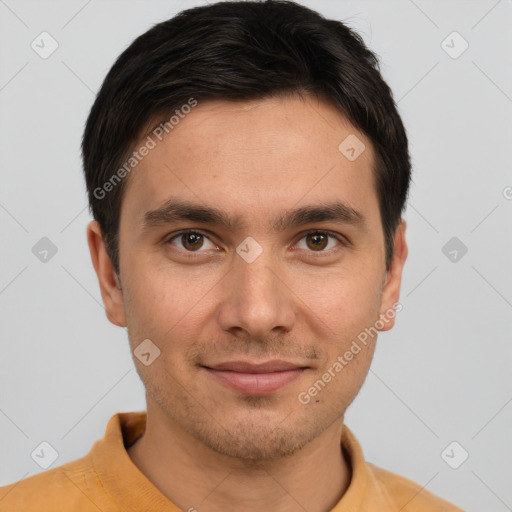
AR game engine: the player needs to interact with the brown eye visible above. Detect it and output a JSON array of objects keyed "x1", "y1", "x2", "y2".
[
  {"x1": 181, "y1": 232, "x2": 204, "y2": 251},
  {"x1": 305, "y1": 232, "x2": 328, "y2": 251},
  {"x1": 295, "y1": 230, "x2": 345, "y2": 254},
  {"x1": 167, "y1": 230, "x2": 216, "y2": 253}
]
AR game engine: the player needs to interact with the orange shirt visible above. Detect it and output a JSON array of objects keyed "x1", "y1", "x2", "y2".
[{"x1": 0, "y1": 411, "x2": 465, "y2": 511}]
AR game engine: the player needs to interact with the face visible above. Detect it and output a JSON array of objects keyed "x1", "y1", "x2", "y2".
[{"x1": 88, "y1": 94, "x2": 407, "y2": 462}]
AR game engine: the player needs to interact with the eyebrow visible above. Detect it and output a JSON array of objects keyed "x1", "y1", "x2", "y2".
[{"x1": 142, "y1": 197, "x2": 366, "y2": 233}]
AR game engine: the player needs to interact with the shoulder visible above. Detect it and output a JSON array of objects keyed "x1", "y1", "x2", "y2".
[
  {"x1": 0, "y1": 454, "x2": 113, "y2": 512},
  {"x1": 367, "y1": 462, "x2": 466, "y2": 511}
]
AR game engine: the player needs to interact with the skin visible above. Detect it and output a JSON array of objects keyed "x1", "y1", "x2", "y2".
[{"x1": 87, "y1": 94, "x2": 407, "y2": 512}]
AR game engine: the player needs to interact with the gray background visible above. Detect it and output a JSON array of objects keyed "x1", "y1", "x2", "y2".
[{"x1": 1, "y1": 1, "x2": 511, "y2": 510}]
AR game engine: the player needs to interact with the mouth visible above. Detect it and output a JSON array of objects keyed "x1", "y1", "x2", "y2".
[{"x1": 202, "y1": 360, "x2": 308, "y2": 395}]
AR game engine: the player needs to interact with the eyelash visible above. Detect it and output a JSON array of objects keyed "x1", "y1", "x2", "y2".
[{"x1": 164, "y1": 229, "x2": 348, "y2": 258}]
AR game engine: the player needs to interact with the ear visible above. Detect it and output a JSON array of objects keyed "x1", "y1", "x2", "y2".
[
  {"x1": 378, "y1": 219, "x2": 408, "y2": 331},
  {"x1": 86, "y1": 220, "x2": 127, "y2": 327}
]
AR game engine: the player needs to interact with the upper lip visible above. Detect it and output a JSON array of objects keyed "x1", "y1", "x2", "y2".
[{"x1": 204, "y1": 360, "x2": 306, "y2": 373}]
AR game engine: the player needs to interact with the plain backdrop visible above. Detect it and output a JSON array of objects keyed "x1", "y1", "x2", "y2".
[{"x1": 1, "y1": 1, "x2": 511, "y2": 511}]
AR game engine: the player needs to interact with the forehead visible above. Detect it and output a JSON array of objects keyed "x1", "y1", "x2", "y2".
[{"x1": 120, "y1": 94, "x2": 378, "y2": 228}]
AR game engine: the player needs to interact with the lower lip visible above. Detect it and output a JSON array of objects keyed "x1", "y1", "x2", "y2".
[{"x1": 204, "y1": 368, "x2": 305, "y2": 394}]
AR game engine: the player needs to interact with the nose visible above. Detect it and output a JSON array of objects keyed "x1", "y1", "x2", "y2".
[{"x1": 216, "y1": 246, "x2": 296, "y2": 340}]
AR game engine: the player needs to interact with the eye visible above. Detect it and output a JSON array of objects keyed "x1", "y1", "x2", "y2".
[
  {"x1": 165, "y1": 229, "x2": 347, "y2": 257},
  {"x1": 166, "y1": 230, "x2": 217, "y2": 253},
  {"x1": 295, "y1": 230, "x2": 346, "y2": 254}
]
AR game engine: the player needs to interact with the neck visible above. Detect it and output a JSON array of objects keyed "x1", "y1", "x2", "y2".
[{"x1": 127, "y1": 400, "x2": 351, "y2": 512}]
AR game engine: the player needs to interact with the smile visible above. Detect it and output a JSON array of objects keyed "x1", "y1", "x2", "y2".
[{"x1": 202, "y1": 360, "x2": 308, "y2": 394}]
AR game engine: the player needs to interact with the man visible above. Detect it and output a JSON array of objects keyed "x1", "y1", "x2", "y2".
[{"x1": 0, "y1": 1, "x2": 465, "y2": 510}]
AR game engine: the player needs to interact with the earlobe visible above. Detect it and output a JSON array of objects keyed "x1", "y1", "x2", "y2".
[
  {"x1": 86, "y1": 220, "x2": 127, "y2": 327},
  {"x1": 378, "y1": 219, "x2": 408, "y2": 332}
]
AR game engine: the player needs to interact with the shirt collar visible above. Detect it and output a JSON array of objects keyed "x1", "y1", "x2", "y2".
[{"x1": 90, "y1": 411, "x2": 397, "y2": 511}]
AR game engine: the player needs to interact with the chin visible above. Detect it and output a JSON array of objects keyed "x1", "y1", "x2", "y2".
[{"x1": 187, "y1": 410, "x2": 323, "y2": 463}]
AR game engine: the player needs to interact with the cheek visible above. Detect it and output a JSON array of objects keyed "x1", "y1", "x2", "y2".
[
  {"x1": 298, "y1": 270, "x2": 381, "y2": 382},
  {"x1": 297, "y1": 267, "x2": 382, "y2": 331},
  {"x1": 122, "y1": 258, "x2": 198, "y2": 326},
  {"x1": 300, "y1": 318, "x2": 378, "y2": 410},
  {"x1": 122, "y1": 267, "x2": 218, "y2": 375}
]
